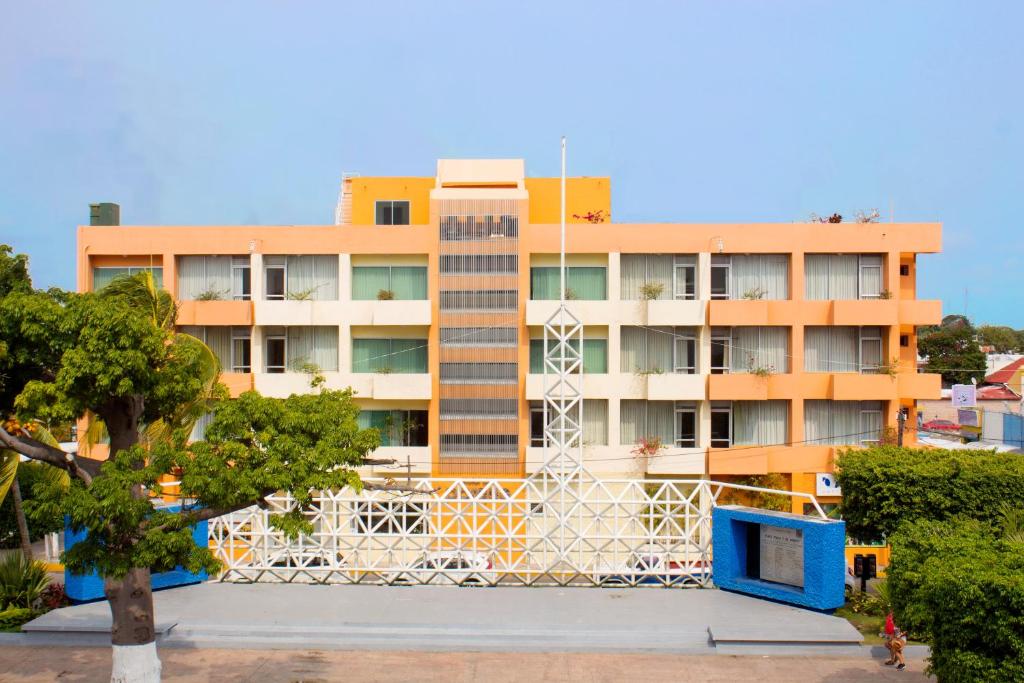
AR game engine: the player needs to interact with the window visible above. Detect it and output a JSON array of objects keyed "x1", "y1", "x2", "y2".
[
  {"x1": 710, "y1": 403, "x2": 731, "y2": 447},
  {"x1": 180, "y1": 326, "x2": 231, "y2": 369},
  {"x1": 441, "y1": 399, "x2": 517, "y2": 419},
  {"x1": 710, "y1": 328, "x2": 731, "y2": 374},
  {"x1": 265, "y1": 259, "x2": 286, "y2": 300},
  {"x1": 675, "y1": 404, "x2": 697, "y2": 447},
  {"x1": 673, "y1": 255, "x2": 697, "y2": 300},
  {"x1": 440, "y1": 434, "x2": 518, "y2": 456},
  {"x1": 375, "y1": 200, "x2": 411, "y2": 226},
  {"x1": 899, "y1": 264, "x2": 910, "y2": 277},
  {"x1": 621, "y1": 327, "x2": 697, "y2": 374},
  {"x1": 232, "y1": 257, "x2": 251, "y2": 300},
  {"x1": 357, "y1": 410, "x2": 428, "y2": 447},
  {"x1": 352, "y1": 266, "x2": 428, "y2": 300},
  {"x1": 352, "y1": 338, "x2": 427, "y2": 373},
  {"x1": 265, "y1": 333, "x2": 286, "y2": 373},
  {"x1": 92, "y1": 266, "x2": 163, "y2": 291},
  {"x1": 440, "y1": 254, "x2": 518, "y2": 274},
  {"x1": 262, "y1": 326, "x2": 337, "y2": 372},
  {"x1": 804, "y1": 327, "x2": 884, "y2": 373},
  {"x1": 728, "y1": 255, "x2": 789, "y2": 300},
  {"x1": 352, "y1": 501, "x2": 428, "y2": 535},
  {"x1": 732, "y1": 400, "x2": 788, "y2": 446},
  {"x1": 530, "y1": 338, "x2": 608, "y2": 374},
  {"x1": 440, "y1": 214, "x2": 518, "y2": 241},
  {"x1": 231, "y1": 327, "x2": 251, "y2": 372},
  {"x1": 440, "y1": 327, "x2": 517, "y2": 347},
  {"x1": 710, "y1": 256, "x2": 730, "y2": 299},
  {"x1": 620, "y1": 254, "x2": 672, "y2": 300},
  {"x1": 619, "y1": 400, "x2": 674, "y2": 445},
  {"x1": 263, "y1": 256, "x2": 339, "y2": 300},
  {"x1": 729, "y1": 327, "x2": 789, "y2": 373},
  {"x1": 805, "y1": 254, "x2": 884, "y2": 300},
  {"x1": 440, "y1": 362, "x2": 517, "y2": 384},
  {"x1": 440, "y1": 290, "x2": 516, "y2": 310},
  {"x1": 804, "y1": 400, "x2": 884, "y2": 446},
  {"x1": 532, "y1": 400, "x2": 608, "y2": 446},
  {"x1": 530, "y1": 267, "x2": 607, "y2": 300}
]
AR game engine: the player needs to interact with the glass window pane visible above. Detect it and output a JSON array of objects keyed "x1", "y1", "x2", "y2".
[
  {"x1": 568, "y1": 267, "x2": 607, "y2": 300},
  {"x1": 376, "y1": 202, "x2": 392, "y2": 225},
  {"x1": 711, "y1": 266, "x2": 728, "y2": 299},
  {"x1": 390, "y1": 338, "x2": 427, "y2": 373},
  {"x1": 266, "y1": 267, "x2": 285, "y2": 299},
  {"x1": 265, "y1": 338, "x2": 286, "y2": 373},
  {"x1": 352, "y1": 339, "x2": 389, "y2": 373},
  {"x1": 530, "y1": 267, "x2": 560, "y2": 300},
  {"x1": 390, "y1": 267, "x2": 427, "y2": 300},
  {"x1": 582, "y1": 339, "x2": 608, "y2": 374},
  {"x1": 352, "y1": 267, "x2": 391, "y2": 300},
  {"x1": 711, "y1": 410, "x2": 731, "y2": 447},
  {"x1": 392, "y1": 201, "x2": 410, "y2": 225}
]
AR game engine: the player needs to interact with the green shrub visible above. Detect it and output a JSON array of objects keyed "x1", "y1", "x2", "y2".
[
  {"x1": 0, "y1": 606, "x2": 36, "y2": 632},
  {"x1": 0, "y1": 553, "x2": 49, "y2": 609},
  {"x1": 835, "y1": 446, "x2": 1024, "y2": 540},
  {"x1": 887, "y1": 519, "x2": 1024, "y2": 681}
]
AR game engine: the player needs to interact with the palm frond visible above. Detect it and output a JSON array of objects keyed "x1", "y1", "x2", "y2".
[
  {"x1": 0, "y1": 450, "x2": 17, "y2": 505},
  {"x1": 98, "y1": 271, "x2": 178, "y2": 330}
]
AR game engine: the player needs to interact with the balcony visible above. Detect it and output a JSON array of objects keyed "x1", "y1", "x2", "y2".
[
  {"x1": 254, "y1": 372, "x2": 431, "y2": 399},
  {"x1": 178, "y1": 300, "x2": 253, "y2": 326},
  {"x1": 898, "y1": 300, "x2": 942, "y2": 326},
  {"x1": 766, "y1": 446, "x2": 834, "y2": 474},
  {"x1": 525, "y1": 373, "x2": 617, "y2": 400},
  {"x1": 708, "y1": 446, "x2": 769, "y2": 475},
  {"x1": 644, "y1": 299, "x2": 706, "y2": 326},
  {"x1": 254, "y1": 300, "x2": 345, "y2": 326},
  {"x1": 220, "y1": 372, "x2": 254, "y2": 397},
  {"x1": 707, "y1": 300, "x2": 802, "y2": 326},
  {"x1": 363, "y1": 446, "x2": 431, "y2": 475},
  {"x1": 645, "y1": 373, "x2": 706, "y2": 401},
  {"x1": 830, "y1": 373, "x2": 898, "y2": 400},
  {"x1": 346, "y1": 300, "x2": 432, "y2": 326},
  {"x1": 897, "y1": 372, "x2": 942, "y2": 399},
  {"x1": 707, "y1": 373, "x2": 801, "y2": 400},
  {"x1": 830, "y1": 300, "x2": 898, "y2": 326},
  {"x1": 524, "y1": 445, "x2": 704, "y2": 477}
]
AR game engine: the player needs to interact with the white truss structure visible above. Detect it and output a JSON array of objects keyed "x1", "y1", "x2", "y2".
[{"x1": 208, "y1": 478, "x2": 825, "y2": 587}]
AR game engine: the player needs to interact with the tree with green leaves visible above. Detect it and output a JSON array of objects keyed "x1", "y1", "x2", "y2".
[
  {"x1": 0, "y1": 264, "x2": 400, "y2": 682},
  {"x1": 976, "y1": 325, "x2": 1020, "y2": 353},
  {"x1": 917, "y1": 315, "x2": 986, "y2": 386}
]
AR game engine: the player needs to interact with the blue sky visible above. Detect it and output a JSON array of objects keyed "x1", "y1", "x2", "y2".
[{"x1": 1, "y1": 2, "x2": 1021, "y2": 324}]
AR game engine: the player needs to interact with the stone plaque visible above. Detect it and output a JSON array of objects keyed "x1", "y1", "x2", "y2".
[{"x1": 759, "y1": 524, "x2": 804, "y2": 587}]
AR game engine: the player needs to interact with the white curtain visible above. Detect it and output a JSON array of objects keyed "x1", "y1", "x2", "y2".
[
  {"x1": 860, "y1": 327, "x2": 883, "y2": 372},
  {"x1": 859, "y1": 255, "x2": 883, "y2": 298},
  {"x1": 620, "y1": 400, "x2": 643, "y2": 445},
  {"x1": 179, "y1": 326, "x2": 230, "y2": 370},
  {"x1": 286, "y1": 256, "x2": 338, "y2": 300},
  {"x1": 620, "y1": 327, "x2": 644, "y2": 373},
  {"x1": 620, "y1": 255, "x2": 672, "y2": 300},
  {"x1": 619, "y1": 400, "x2": 673, "y2": 444},
  {"x1": 733, "y1": 400, "x2": 787, "y2": 446},
  {"x1": 286, "y1": 326, "x2": 338, "y2": 371},
  {"x1": 178, "y1": 256, "x2": 231, "y2": 300},
  {"x1": 648, "y1": 327, "x2": 672, "y2": 372},
  {"x1": 583, "y1": 399, "x2": 608, "y2": 445},
  {"x1": 730, "y1": 255, "x2": 788, "y2": 300},
  {"x1": 804, "y1": 255, "x2": 830, "y2": 300},
  {"x1": 648, "y1": 401, "x2": 675, "y2": 443},
  {"x1": 804, "y1": 400, "x2": 874, "y2": 445},
  {"x1": 804, "y1": 327, "x2": 857, "y2": 372},
  {"x1": 189, "y1": 411, "x2": 214, "y2": 442},
  {"x1": 731, "y1": 327, "x2": 788, "y2": 373}
]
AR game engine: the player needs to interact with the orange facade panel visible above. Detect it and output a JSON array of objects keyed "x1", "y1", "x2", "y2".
[
  {"x1": 440, "y1": 347, "x2": 518, "y2": 363},
  {"x1": 439, "y1": 419, "x2": 519, "y2": 435},
  {"x1": 440, "y1": 384, "x2": 518, "y2": 399},
  {"x1": 707, "y1": 373, "x2": 803, "y2": 401},
  {"x1": 440, "y1": 275, "x2": 518, "y2": 291},
  {"x1": 831, "y1": 300, "x2": 899, "y2": 326},
  {"x1": 707, "y1": 300, "x2": 804, "y2": 327},
  {"x1": 897, "y1": 372, "x2": 942, "y2": 400},
  {"x1": 178, "y1": 300, "x2": 253, "y2": 327},
  {"x1": 898, "y1": 299, "x2": 942, "y2": 326},
  {"x1": 708, "y1": 447, "x2": 769, "y2": 475},
  {"x1": 831, "y1": 373, "x2": 899, "y2": 401},
  {"x1": 220, "y1": 372, "x2": 254, "y2": 397},
  {"x1": 766, "y1": 446, "x2": 834, "y2": 474}
]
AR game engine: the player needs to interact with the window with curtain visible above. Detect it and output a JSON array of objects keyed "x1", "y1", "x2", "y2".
[
  {"x1": 352, "y1": 338, "x2": 427, "y2": 373},
  {"x1": 675, "y1": 403, "x2": 697, "y2": 447},
  {"x1": 179, "y1": 326, "x2": 231, "y2": 370},
  {"x1": 533, "y1": 400, "x2": 609, "y2": 446},
  {"x1": 231, "y1": 257, "x2": 251, "y2": 300},
  {"x1": 529, "y1": 338, "x2": 608, "y2": 374},
  {"x1": 729, "y1": 255, "x2": 789, "y2": 300},
  {"x1": 732, "y1": 400, "x2": 788, "y2": 446},
  {"x1": 352, "y1": 266, "x2": 427, "y2": 300},
  {"x1": 375, "y1": 201, "x2": 411, "y2": 226},
  {"x1": 620, "y1": 254, "x2": 673, "y2": 300},
  {"x1": 805, "y1": 255, "x2": 886, "y2": 300},
  {"x1": 357, "y1": 410, "x2": 428, "y2": 446},
  {"x1": 804, "y1": 400, "x2": 883, "y2": 445},
  {"x1": 730, "y1": 327, "x2": 789, "y2": 373},
  {"x1": 710, "y1": 328, "x2": 731, "y2": 374},
  {"x1": 673, "y1": 255, "x2": 697, "y2": 300},
  {"x1": 285, "y1": 255, "x2": 339, "y2": 300},
  {"x1": 621, "y1": 327, "x2": 695, "y2": 374},
  {"x1": 286, "y1": 326, "x2": 339, "y2": 371},
  {"x1": 804, "y1": 327, "x2": 884, "y2": 373},
  {"x1": 177, "y1": 256, "x2": 233, "y2": 300},
  {"x1": 92, "y1": 266, "x2": 163, "y2": 291},
  {"x1": 231, "y1": 327, "x2": 251, "y2": 372},
  {"x1": 619, "y1": 400, "x2": 674, "y2": 445},
  {"x1": 531, "y1": 266, "x2": 607, "y2": 300}
]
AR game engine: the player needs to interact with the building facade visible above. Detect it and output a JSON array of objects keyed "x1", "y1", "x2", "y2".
[{"x1": 77, "y1": 159, "x2": 942, "y2": 513}]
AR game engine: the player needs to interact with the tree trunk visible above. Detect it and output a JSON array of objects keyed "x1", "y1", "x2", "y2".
[
  {"x1": 105, "y1": 567, "x2": 161, "y2": 682},
  {"x1": 11, "y1": 475, "x2": 33, "y2": 560}
]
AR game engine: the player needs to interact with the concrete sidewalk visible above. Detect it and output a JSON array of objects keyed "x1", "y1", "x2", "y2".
[
  {"x1": 21, "y1": 583, "x2": 863, "y2": 654},
  {"x1": 0, "y1": 646, "x2": 932, "y2": 682}
]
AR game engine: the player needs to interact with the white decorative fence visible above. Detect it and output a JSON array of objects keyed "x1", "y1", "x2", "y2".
[{"x1": 208, "y1": 477, "x2": 825, "y2": 588}]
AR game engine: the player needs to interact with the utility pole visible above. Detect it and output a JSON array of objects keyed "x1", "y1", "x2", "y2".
[{"x1": 897, "y1": 408, "x2": 906, "y2": 447}]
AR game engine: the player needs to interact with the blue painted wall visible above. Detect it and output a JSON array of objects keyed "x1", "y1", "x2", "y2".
[
  {"x1": 64, "y1": 506, "x2": 209, "y2": 603},
  {"x1": 712, "y1": 505, "x2": 845, "y2": 611}
]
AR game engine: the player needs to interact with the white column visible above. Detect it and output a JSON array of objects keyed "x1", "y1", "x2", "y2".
[
  {"x1": 250, "y1": 252, "x2": 264, "y2": 301},
  {"x1": 607, "y1": 396, "x2": 622, "y2": 449},
  {"x1": 251, "y1": 325, "x2": 264, "y2": 375},
  {"x1": 607, "y1": 252, "x2": 621, "y2": 302},
  {"x1": 338, "y1": 254, "x2": 351, "y2": 301}
]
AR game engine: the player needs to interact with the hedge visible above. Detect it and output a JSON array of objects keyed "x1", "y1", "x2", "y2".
[
  {"x1": 887, "y1": 519, "x2": 1024, "y2": 682},
  {"x1": 834, "y1": 446, "x2": 1024, "y2": 540}
]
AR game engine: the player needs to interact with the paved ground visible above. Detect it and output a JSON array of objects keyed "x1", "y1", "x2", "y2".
[
  {"x1": 22, "y1": 583, "x2": 862, "y2": 653},
  {"x1": 0, "y1": 646, "x2": 930, "y2": 682}
]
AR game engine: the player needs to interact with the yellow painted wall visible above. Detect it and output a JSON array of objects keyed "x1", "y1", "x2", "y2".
[
  {"x1": 525, "y1": 177, "x2": 611, "y2": 224},
  {"x1": 350, "y1": 177, "x2": 435, "y2": 225}
]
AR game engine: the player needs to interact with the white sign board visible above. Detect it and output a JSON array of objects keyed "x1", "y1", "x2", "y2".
[
  {"x1": 951, "y1": 384, "x2": 977, "y2": 409},
  {"x1": 816, "y1": 473, "x2": 842, "y2": 497},
  {"x1": 759, "y1": 524, "x2": 805, "y2": 587}
]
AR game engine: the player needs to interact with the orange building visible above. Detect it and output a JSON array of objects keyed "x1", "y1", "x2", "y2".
[{"x1": 77, "y1": 159, "x2": 942, "y2": 512}]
